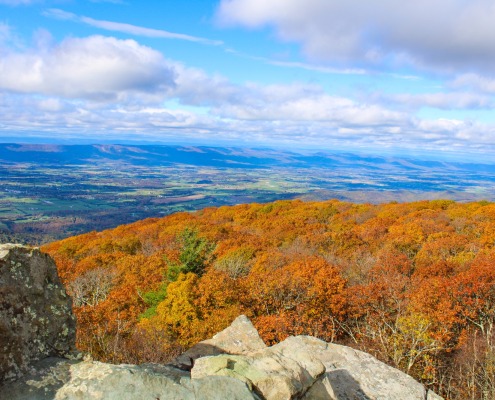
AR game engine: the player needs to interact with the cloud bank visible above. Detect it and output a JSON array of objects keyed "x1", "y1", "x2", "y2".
[
  {"x1": 218, "y1": 0, "x2": 495, "y2": 75},
  {"x1": 0, "y1": 26, "x2": 494, "y2": 159}
]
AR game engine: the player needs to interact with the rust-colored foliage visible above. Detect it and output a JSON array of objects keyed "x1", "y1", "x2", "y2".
[
  {"x1": 244, "y1": 256, "x2": 348, "y2": 344},
  {"x1": 42, "y1": 199, "x2": 495, "y2": 399}
]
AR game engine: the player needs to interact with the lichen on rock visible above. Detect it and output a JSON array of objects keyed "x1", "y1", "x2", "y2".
[{"x1": 0, "y1": 244, "x2": 76, "y2": 383}]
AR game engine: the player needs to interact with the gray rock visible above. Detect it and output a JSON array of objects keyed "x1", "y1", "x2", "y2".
[
  {"x1": 205, "y1": 315, "x2": 267, "y2": 354},
  {"x1": 0, "y1": 357, "x2": 80, "y2": 400},
  {"x1": 1, "y1": 359, "x2": 257, "y2": 400},
  {"x1": 55, "y1": 360, "x2": 256, "y2": 400},
  {"x1": 427, "y1": 389, "x2": 444, "y2": 400},
  {"x1": 0, "y1": 244, "x2": 76, "y2": 383},
  {"x1": 280, "y1": 336, "x2": 433, "y2": 400},
  {"x1": 173, "y1": 314, "x2": 267, "y2": 370},
  {"x1": 191, "y1": 334, "x2": 443, "y2": 400},
  {"x1": 191, "y1": 342, "x2": 325, "y2": 399}
]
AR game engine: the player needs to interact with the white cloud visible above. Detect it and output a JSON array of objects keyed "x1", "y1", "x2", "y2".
[
  {"x1": 42, "y1": 9, "x2": 75, "y2": 21},
  {"x1": 0, "y1": 30, "x2": 494, "y2": 157},
  {"x1": 267, "y1": 59, "x2": 365, "y2": 75},
  {"x1": 0, "y1": 35, "x2": 176, "y2": 100},
  {"x1": 224, "y1": 48, "x2": 366, "y2": 75},
  {"x1": 0, "y1": 22, "x2": 11, "y2": 45},
  {"x1": 80, "y1": 17, "x2": 223, "y2": 46},
  {"x1": 378, "y1": 92, "x2": 493, "y2": 110},
  {"x1": 44, "y1": 9, "x2": 223, "y2": 46},
  {"x1": 217, "y1": 0, "x2": 495, "y2": 75},
  {"x1": 2, "y1": 86, "x2": 495, "y2": 156},
  {"x1": 451, "y1": 73, "x2": 495, "y2": 94},
  {"x1": 208, "y1": 83, "x2": 406, "y2": 126},
  {"x1": 170, "y1": 63, "x2": 243, "y2": 107},
  {"x1": 167, "y1": 72, "x2": 406, "y2": 127}
]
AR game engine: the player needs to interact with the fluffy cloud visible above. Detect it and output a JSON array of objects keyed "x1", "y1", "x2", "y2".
[
  {"x1": 2, "y1": 87, "x2": 495, "y2": 156},
  {"x1": 167, "y1": 70, "x2": 406, "y2": 127},
  {"x1": 208, "y1": 83, "x2": 406, "y2": 126},
  {"x1": 0, "y1": 34, "x2": 176, "y2": 101},
  {"x1": 217, "y1": 0, "x2": 495, "y2": 75},
  {"x1": 0, "y1": 30, "x2": 494, "y2": 157}
]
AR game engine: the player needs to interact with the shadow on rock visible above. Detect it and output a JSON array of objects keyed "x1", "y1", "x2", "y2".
[
  {"x1": 172, "y1": 343, "x2": 228, "y2": 371},
  {"x1": 0, "y1": 357, "x2": 80, "y2": 400},
  {"x1": 305, "y1": 369, "x2": 371, "y2": 400}
]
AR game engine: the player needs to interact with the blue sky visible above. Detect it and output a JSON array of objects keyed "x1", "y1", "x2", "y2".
[{"x1": 1, "y1": 0, "x2": 495, "y2": 161}]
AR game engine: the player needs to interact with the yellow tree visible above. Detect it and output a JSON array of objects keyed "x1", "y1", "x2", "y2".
[{"x1": 139, "y1": 272, "x2": 200, "y2": 347}]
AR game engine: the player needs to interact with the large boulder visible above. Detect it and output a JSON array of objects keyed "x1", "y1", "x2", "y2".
[
  {"x1": 173, "y1": 315, "x2": 267, "y2": 370},
  {"x1": 0, "y1": 244, "x2": 76, "y2": 382},
  {"x1": 189, "y1": 335, "x2": 442, "y2": 400},
  {"x1": 191, "y1": 349, "x2": 325, "y2": 400},
  {"x1": 1, "y1": 358, "x2": 258, "y2": 400},
  {"x1": 275, "y1": 335, "x2": 442, "y2": 400},
  {"x1": 0, "y1": 357, "x2": 80, "y2": 400},
  {"x1": 54, "y1": 361, "x2": 257, "y2": 400}
]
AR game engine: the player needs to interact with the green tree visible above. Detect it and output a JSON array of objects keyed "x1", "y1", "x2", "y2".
[
  {"x1": 167, "y1": 227, "x2": 215, "y2": 281},
  {"x1": 139, "y1": 282, "x2": 168, "y2": 319}
]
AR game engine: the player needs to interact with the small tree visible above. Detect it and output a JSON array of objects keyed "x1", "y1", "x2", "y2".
[
  {"x1": 214, "y1": 246, "x2": 254, "y2": 279},
  {"x1": 167, "y1": 227, "x2": 215, "y2": 281},
  {"x1": 68, "y1": 267, "x2": 117, "y2": 307},
  {"x1": 139, "y1": 282, "x2": 168, "y2": 319}
]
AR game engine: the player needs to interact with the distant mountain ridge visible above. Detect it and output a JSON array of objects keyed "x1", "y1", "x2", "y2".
[
  {"x1": 1, "y1": 143, "x2": 494, "y2": 173},
  {"x1": 2, "y1": 143, "x2": 495, "y2": 245}
]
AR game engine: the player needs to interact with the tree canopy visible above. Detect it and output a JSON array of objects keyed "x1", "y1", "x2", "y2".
[{"x1": 43, "y1": 199, "x2": 495, "y2": 399}]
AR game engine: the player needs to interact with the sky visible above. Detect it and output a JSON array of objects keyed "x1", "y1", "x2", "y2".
[{"x1": 1, "y1": 0, "x2": 495, "y2": 161}]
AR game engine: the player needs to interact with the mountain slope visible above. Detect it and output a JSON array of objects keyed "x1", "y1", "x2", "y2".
[{"x1": 42, "y1": 198, "x2": 495, "y2": 399}]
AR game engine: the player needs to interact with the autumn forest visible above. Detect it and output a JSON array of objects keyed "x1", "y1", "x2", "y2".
[{"x1": 43, "y1": 199, "x2": 495, "y2": 399}]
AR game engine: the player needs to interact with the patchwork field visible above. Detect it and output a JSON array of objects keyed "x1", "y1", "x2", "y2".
[{"x1": 1, "y1": 144, "x2": 494, "y2": 244}]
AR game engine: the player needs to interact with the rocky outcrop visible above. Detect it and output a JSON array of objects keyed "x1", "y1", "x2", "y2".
[
  {"x1": 173, "y1": 314, "x2": 267, "y2": 370},
  {"x1": 0, "y1": 244, "x2": 76, "y2": 383},
  {"x1": 189, "y1": 330, "x2": 442, "y2": 400},
  {"x1": 191, "y1": 347, "x2": 325, "y2": 399},
  {"x1": 0, "y1": 244, "x2": 443, "y2": 399},
  {"x1": 1, "y1": 357, "x2": 257, "y2": 400},
  {"x1": 0, "y1": 357, "x2": 80, "y2": 400}
]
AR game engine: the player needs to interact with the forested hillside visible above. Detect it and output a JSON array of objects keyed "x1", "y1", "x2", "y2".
[{"x1": 43, "y1": 199, "x2": 495, "y2": 399}]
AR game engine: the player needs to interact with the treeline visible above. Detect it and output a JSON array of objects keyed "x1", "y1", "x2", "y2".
[{"x1": 43, "y1": 199, "x2": 495, "y2": 399}]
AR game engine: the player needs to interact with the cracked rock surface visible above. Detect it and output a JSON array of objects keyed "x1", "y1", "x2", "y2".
[{"x1": 0, "y1": 244, "x2": 76, "y2": 383}]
